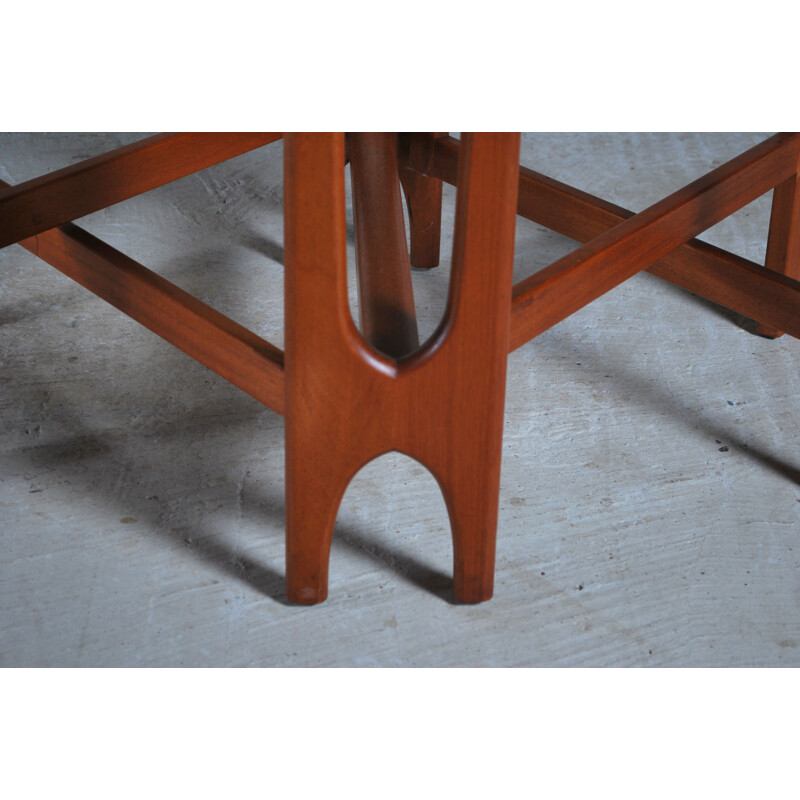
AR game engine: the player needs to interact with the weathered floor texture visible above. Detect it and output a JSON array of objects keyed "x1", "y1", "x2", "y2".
[{"x1": 1, "y1": 132, "x2": 798, "y2": 667}]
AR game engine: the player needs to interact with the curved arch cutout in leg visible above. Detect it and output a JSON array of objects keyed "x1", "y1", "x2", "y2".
[{"x1": 287, "y1": 448, "x2": 431, "y2": 604}]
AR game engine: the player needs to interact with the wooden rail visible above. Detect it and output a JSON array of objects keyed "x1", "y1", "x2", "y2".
[
  {"x1": 427, "y1": 134, "x2": 800, "y2": 349},
  {"x1": 0, "y1": 132, "x2": 282, "y2": 249},
  {"x1": 3, "y1": 176, "x2": 285, "y2": 414}
]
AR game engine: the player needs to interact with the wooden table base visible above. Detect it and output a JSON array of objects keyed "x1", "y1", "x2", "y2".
[{"x1": 2, "y1": 131, "x2": 799, "y2": 603}]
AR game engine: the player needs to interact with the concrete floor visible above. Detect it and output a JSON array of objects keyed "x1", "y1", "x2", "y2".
[{"x1": 1, "y1": 132, "x2": 798, "y2": 667}]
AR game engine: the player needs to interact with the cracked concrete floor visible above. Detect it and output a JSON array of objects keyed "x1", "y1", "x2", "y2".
[{"x1": 1, "y1": 132, "x2": 799, "y2": 666}]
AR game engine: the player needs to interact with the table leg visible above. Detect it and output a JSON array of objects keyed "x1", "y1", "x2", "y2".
[
  {"x1": 283, "y1": 132, "x2": 520, "y2": 603},
  {"x1": 756, "y1": 171, "x2": 800, "y2": 337},
  {"x1": 348, "y1": 132, "x2": 419, "y2": 358},
  {"x1": 400, "y1": 166, "x2": 443, "y2": 269}
]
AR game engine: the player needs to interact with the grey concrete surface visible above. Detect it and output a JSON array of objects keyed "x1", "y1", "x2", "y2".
[{"x1": 1, "y1": 132, "x2": 798, "y2": 667}]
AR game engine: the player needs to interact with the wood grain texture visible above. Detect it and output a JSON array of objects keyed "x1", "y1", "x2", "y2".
[
  {"x1": 348, "y1": 132, "x2": 419, "y2": 357},
  {"x1": 399, "y1": 166, "x2": 442, "y2": 268},
  {"x1": 2, "y1": 177, "x2": 285, "y2": 414},
  {"x1": 422, "y1": 133, "x2": 800, "y2": 348},
  {"x1": 398, "y1": 133, "x2": 445, "y2": 269},
  {"x1": 7, "y1": 130, "x2": 800, "y2": 610},
  {"x1": 283, "y1": 132, "x2": 520, "y2": 604},
  {"x1": 0, "y1": 132, "x2": 282, "y2": 249},
  {"x1": 509, "y1": 133, "x2": 800, "y2": 349},
  {"x1": 756, "y1": 170, "x2": 800, "y2": 336}
]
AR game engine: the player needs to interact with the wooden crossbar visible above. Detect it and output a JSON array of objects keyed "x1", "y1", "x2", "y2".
[
  {"x1": 5, "y1": 132, "x2": 799, "y2": 418},
  {"x1": 426, "y1": 133, "x2": 800, "y2": 350},
  {"x1": 2, "y1": 176, "x2": 285, "y2": 414},
  {"x1": 0, "y1": 132, "x2": 282, "y2": 249}
]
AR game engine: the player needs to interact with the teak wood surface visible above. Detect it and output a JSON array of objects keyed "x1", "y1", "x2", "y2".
[
  {"x1": 2, "y1": 131, "x2": 799, "y2": 603},
  {"x1": 284, "y1": 132, "x2": 520, "y2": 603}
]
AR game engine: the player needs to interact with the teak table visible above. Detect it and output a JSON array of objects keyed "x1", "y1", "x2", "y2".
[{"x1": 2, "y1": 132, "x2": 799, "y2": 604}]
